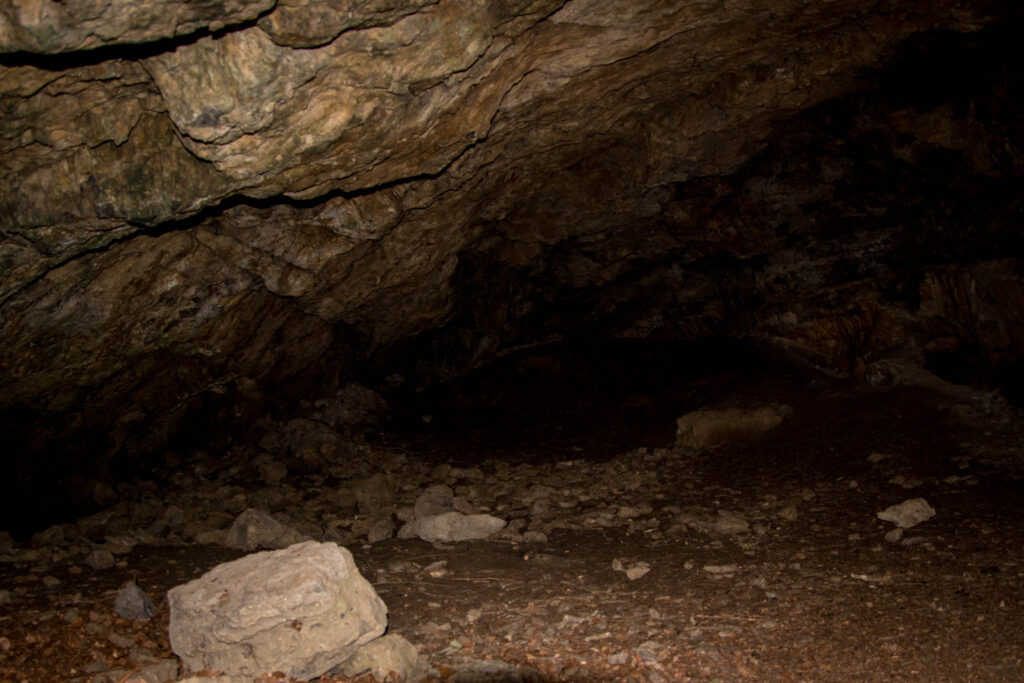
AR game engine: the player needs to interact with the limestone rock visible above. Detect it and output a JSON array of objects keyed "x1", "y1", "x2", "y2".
[
  {"x1": 168, "y1": 541, "x2": 387, "y2": 680},
  {"x1": 224, "y1": 508, "x2": 308, "y2": 551},
  {"x1": 85, "y1": 549, "x2": 116, "y2": 571},
  {"x1": 0, "y1": 0, "x2": 1017, "y2": 532},
  {"x1": 877, "y1": 498, "x2": 936, "y2": 529},
  {"x1": 335, "y1": 633, "x2": 434, "y2": 682},
  {"x1": 676, "y1": 405, "x2": 792, "y2": 449},
  {"x1": 0, "y1": 0, "x2": 275, "y2": 54},
  {"x1": 258, "y1": 0, "x2": 437, "y2": 49},
  {"x1": 354, "y1": 473, "x2": 396, "y2": 516},
  {"x1": 365, "y1": 516, "x2": 395, "y2": 544},
  {"x1": 413, "y1": 484, "x2": 455, "y2": 519},
  {"x1": 709, "y1": 510, "x2": 751, "y2": 536},
  {"x1": 398, "y1": 512, "x2": 506, "y2": 543}
]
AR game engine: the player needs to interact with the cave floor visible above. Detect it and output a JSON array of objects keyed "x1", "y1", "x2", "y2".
[{"x1": 2, "y1": 344, "x2": 1024, "y2": 682}]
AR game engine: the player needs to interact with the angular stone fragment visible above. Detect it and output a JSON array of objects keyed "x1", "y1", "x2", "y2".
[
  {"x1": 114, "y1": 580, "x2": 156, "y2": 621},
  {"x1": 398, "y1": 512, "x2": 506, "y2": 543},
  {"x1": 335, "y1": 633, "x2": 434, "y2": 682},
  {"x1": 224, "y1": 508, "x2": 308, "y2": 551},
  {"x1": 877, "y1": 498, "x2": 936, "y2": 529},
  {"x1": 354, "y1": 472, "x2": 396, "y2": 516},
  {"x1": 168, "y1": 541, "x2": 387, "y2": 680},
  {"x1": 710, "y1": 510, "x2": 750, "y2": 535},
  {"x1": 413, "y1": 484, "x2": 455, "y2": 518},
  {"x1": 612, "y1": 558, "x2": 651, "y2": 580},
  {"x1": 85, "y1": 549, "x2": 116, "y2": 570},
  {"x1": 364, "y1": 516, "x2": 395, "y2": 544}
]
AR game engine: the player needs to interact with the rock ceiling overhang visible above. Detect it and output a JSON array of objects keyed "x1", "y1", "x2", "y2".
[{"x1": 0, "y1": 1, "x2": 1017, "y2": 467}]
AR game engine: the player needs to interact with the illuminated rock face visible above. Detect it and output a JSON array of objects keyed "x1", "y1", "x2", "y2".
[{"x1": 0, "y1": 2, "x2": 1021, "y2": 511}]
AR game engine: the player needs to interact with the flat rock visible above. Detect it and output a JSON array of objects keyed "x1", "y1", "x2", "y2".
[
  {"x1": 398, "y1": 512, "x2": 506, "y2": 543},
  {"x1": 676, "y1": 405, "x2": 792, "y2": 449},
  {"x1": 335, "y1": 633, "x2": 434, "y2": 682},
  {"x1": 877, "y1": 498, "x2": 936, "y2": 529},
  {"x1": 224, "y1": 508, "x2": 308, "y2": 551},
  {"x1": 168, "y1": 541, "x2": 387, "y2": 680}
]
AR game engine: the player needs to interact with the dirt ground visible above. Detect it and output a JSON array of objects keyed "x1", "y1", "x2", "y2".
[{"x1": 2, "y1": 340, "x2": 1023, "y2": 681}]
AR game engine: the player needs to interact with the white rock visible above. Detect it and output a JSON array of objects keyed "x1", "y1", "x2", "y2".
[
  {"x1": 676, "y1": 404, "x2": 791, "y2": 449},
  {"x1": 168, "y1": 541, "x2": 386, "y2": 680},
  {"x1": 612, "y1": 558, "x2": 651, "y2": 580},
  {"x1": 398, "y1": 512, "x2": 506, "y2": 542},
  {"x1": 626, "y1": 562, "x2": 651, "y2": 580},
  {"x1": 876, "y1": 498, "x2": 936, "y2": 529}
]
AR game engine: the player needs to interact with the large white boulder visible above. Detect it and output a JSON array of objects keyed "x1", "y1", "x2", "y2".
[{"x1": 168, "y1": 541, "x2": 386, "y2": 680}]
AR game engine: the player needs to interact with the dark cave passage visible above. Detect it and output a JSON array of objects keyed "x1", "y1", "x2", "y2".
[{"x1": 377, "y1": 338, "x2": 822, "y2": 464}]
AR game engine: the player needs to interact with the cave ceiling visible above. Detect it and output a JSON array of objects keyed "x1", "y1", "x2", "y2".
[{"x1": 0, "y1": 0, "x2": 1022, "y2": 484}]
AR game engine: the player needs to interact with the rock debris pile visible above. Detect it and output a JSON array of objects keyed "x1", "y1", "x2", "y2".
[{"x1": 2, "y1": 374, "x2": 1023, "y2": 680}]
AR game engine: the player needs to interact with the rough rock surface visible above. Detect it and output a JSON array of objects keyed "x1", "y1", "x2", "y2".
[
  {"x1": 3, "y1": 355, "x2": 1024, "y2": 679},
  {"x1": 335, "y1": 632, "x2": 435, "y2": 682},
  {"x1": 0, "y1": 0, "x2": 1021, "y2": 535},
  {"x1": 114, "y1": 579, "x2": 157, "y2": 621},
  {"x1": 676, "y1": 404, "x2": 792, "y2": 449},
  {"x1": 398, "y1": 512, "x2": 507, "y2": 543},
  {"x1": 223, "y1": 507, "x2": 309, "y2": 551},
  {"x1": 0, "y1": 0, "x2": 275, "y2": 54},
  {"x1": 167, "y1": 541, "x2": 387, "y2": 679},
  {"x1": 877, "y1": 498, "x2": 937, "y2": 529}
]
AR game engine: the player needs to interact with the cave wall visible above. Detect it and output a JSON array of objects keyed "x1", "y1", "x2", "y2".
[
  {"x1": 1, "y1": 1, "x2": 1022, "y2": 503},
  {"x1": 364, "y1": 23, "x2": 1024, "y2": 390}
]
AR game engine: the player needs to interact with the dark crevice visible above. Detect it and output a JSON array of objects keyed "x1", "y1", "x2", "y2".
[
  {"x1": 0, "y1": 16, "x2": 268, "y2": 70},
  {"x1": 0, "y1": 166, "x2": 455, "y2": 308},
  {"x1": 128, "y1": 171, "x2": 433, "y2": 236}
]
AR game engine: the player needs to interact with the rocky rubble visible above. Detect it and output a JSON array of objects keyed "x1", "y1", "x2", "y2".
[
  {"x1": 1, "y1": 365, "x2": 1023, "y2": 679},
  {"x1": 1, "y1": 393, "x2": 970, "y2": 571}
]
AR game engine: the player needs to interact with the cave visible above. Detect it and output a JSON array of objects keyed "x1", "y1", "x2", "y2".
[{"x1": 1, "y1": 1, "x2": 1023, "y2": 680}]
